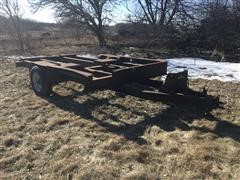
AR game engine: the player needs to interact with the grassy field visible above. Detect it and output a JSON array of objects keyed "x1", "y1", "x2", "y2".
[{"x1": 0, "y1": 53, "x2": 240, "y2": 179}]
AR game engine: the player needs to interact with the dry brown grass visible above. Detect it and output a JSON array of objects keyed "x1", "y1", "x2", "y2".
[{"x1": 0, "y1": 56, "x2": 240, "y2": 179}]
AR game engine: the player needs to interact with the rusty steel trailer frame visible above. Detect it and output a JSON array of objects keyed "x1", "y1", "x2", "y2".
[
  {"x1": 16, "y1": 54, "x2": 167, "y2": 88},
  {"x1": 16, "y1": 54, "x2": 219, "y2": 107}
]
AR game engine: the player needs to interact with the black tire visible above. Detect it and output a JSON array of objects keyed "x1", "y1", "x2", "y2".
[{"x1": 30, "y1": 66, "x2": 52, "y2": 97}]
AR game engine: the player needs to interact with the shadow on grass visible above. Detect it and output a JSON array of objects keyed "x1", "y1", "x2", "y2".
[{"x1": 47, "y1": 87, "x2": 240, "y2": 145}]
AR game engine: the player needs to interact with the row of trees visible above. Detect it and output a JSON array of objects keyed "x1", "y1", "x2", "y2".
[
  {"x1": 1, "y1": 0, "x2": 240, "y2": 60},
  {"x1": 29, "y1": 0, "x2": 240, "y2": 54},
  {"x1": 30, "y1": 0, "x2": 193, "y2": 46}
]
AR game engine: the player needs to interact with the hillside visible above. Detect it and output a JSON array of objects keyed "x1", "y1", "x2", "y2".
[{"x1": 0, "y1": 15, "x2": 56, "y2": 32}]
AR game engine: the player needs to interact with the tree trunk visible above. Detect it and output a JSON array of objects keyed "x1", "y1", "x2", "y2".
[
  {"x1": 16, "y1": 33, "x2": 24, "y2": 51},
  {"x1": 96, "y1": 29, "x2": 106, "y2": 47},
  {"x1": 10, "y1": 16, "x2": 24, "y2": 51},
  {"x1": 97, "y1": 34, "x2": 107, "y2": 47}
]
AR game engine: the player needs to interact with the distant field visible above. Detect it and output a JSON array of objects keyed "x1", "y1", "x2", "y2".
[
  {"x1": 0, "y1": 56, "x2": 239, "y2": 179},
  {"x1": 0, "y1": 36, "x2": 97, "y2": 56}
]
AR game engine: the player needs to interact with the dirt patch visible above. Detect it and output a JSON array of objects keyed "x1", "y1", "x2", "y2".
[{"x1": 0, "y1": 59, "x2": 240, "y2": 179}]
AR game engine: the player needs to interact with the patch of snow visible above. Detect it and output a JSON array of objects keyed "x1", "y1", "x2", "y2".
[
  {"x1": 2, "y1": 54, "x2": 98, "y2": 61},
  {"x1": 3, "y1": 56, "x2": 27, "y2": 60},
  {"x1": 79, "y1": 54, "x2": 97, "y2": 59},
  {"x1": 167, "y1": 58, "x2": 240, "y2": 82}
]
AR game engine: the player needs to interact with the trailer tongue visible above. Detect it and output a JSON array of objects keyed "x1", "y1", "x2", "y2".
[{"x1": 16, "y1": 54, "x2": 219, "y2": 107}]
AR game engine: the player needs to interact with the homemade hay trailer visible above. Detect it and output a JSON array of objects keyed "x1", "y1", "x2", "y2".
[{"x1": 16, "y1": 54, "x2": 219, "y2": 107}]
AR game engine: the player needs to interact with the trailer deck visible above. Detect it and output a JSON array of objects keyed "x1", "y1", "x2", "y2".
[
  {"x1": 16, "y1": 54, "x2": 167, "y2": 89},
  {"x1": 16, "y1": 54, "x2": 219, "y2": 108}
]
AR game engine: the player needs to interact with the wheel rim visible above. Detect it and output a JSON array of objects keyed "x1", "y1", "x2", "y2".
[{"x1": 32, "y1": 72, "x2": 42, "y2": 92}]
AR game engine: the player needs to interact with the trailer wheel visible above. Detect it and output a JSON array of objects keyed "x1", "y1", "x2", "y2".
[{"x1": 30, "y1": 66, "x2": 52, "y2": 97}]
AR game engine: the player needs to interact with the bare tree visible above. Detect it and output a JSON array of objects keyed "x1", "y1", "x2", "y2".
[
  {"x1": 30, "y1": 0, "x2": 118, "y2": 47},
  {"x1": 124, "y1": 0, "x2": 194, "y2": 48},
  {"x1": 126, "y1": 0, "x2": 193, "y2": 27},
  {"x1": 0, "y1": 0, "x2": 24, "y2": 50}
]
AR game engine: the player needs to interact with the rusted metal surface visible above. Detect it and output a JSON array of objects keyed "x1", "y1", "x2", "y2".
[
  {"x1": 162, "y1": 70, "x2": 189, "y2": 93},
  {"x1": 116, "y1": 83, "x2": 220, "y2": 108},
  {"x1": 16, "y1": 54, "x2": 220, "y2": 107},
  {"x1": 16, "y1": 54, "x2": 167, "y2": 88}
]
